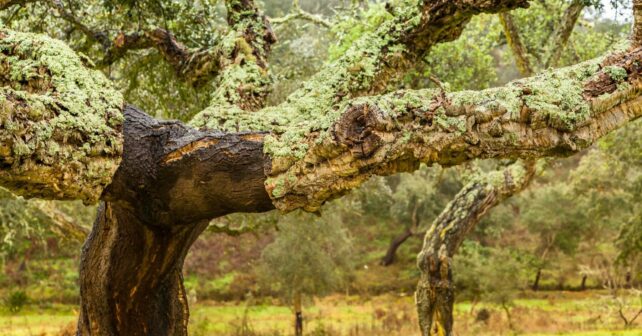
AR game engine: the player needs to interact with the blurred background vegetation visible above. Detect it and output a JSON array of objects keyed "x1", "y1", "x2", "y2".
[{"x1": 0, "y1": 0, "x2": 641, "y2": 335}]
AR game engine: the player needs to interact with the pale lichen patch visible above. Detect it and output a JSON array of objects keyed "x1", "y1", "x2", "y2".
[{"x1": 0, "y1": 29, "x2": 124, "y2": 203}]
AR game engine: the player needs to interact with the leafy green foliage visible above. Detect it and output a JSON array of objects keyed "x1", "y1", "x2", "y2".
[{"x1": 259, "y1": 210, "x2": 354, "y2": 301}]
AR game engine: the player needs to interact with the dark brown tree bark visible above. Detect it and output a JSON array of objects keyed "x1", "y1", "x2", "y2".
[
  {"x1": 381, "y1": 200, "x2": 421, "y2": 266},
  {"x1": 532, "y1": 269, "x2": 542, "y2": 291},
  {"x1": 381, "y1": 229, "x2": 414, "y2": 266},
  {"x1": 76, "y1": 106, "x2": 273, "y2": 335},
  {"x1": 416, "y1": 161, "x2": 536, "y2": 336}
]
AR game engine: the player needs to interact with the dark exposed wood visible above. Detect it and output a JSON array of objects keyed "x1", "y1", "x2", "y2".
[{"x1": 77, "y1": 106, "x2": 274, "y2": 335}]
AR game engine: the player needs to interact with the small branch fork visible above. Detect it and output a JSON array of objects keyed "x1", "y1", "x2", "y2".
[{"x1": 270, "y1": 0, "x2": 332, "y2": 28}]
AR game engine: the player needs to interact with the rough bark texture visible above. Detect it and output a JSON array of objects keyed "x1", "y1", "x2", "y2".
[
  {"x1": 416, "y1": 161, "x2": 536, "y2": 336},
  {"x1": 263, "y1": 49, "x2": 642, "y2": 212},
  {"x1": 0, "y1": 29, "x2": 124, "y2": 203},
  {"x1": 1, "y1": 1, "x2": 642, "y2": 334},
  {"x1": 77, "y1": 106, "x2": 273, "y2": 335}
]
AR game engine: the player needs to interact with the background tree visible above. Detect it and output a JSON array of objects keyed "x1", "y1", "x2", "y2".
[{"x1": 259, "y1": 210, "x2": 354, "y2": 336}]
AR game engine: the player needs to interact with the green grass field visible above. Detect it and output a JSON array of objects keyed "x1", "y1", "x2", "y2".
[{"x1": 1, "y1": 292, "x2": 641, "y2": 336}]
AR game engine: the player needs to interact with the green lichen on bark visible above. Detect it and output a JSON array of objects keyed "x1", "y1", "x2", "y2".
[
  {"x1": 0, "y1": 28, "x2": 124, "y2": 203},
  {"x1": 261, "y1": 51, "x2": 642, "y2": 212},
  {"x1": 603, "y1": 65, "x2": 628, "y2": 82}
]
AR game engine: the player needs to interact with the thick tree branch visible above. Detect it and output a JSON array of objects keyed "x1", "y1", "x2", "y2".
[
  {"x1": 415, "y1": 161, "x2": 536, "y2": 336},
  {"x1": 205, "y1": 0, "x2": 276, "y2": 111},
  {"x1": 259, "y1": 49, "x2": 642, "y2": 212},
  {"x1": 193, "y1": 0, "x2": 531, "y2": 128},
  {"x1": 499, "y1": 12, "x2": 534, "y2": 76},
  {"x1": 0, "y1": 29, "x2": 124, "y2": 203}
]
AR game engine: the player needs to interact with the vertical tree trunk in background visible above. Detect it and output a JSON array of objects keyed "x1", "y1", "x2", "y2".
[
  {"x1": 498, "y1": 13, "x2": 534, "y2": 76},
  {"x1": 294, "y1": 291, "x2": 303, "y2": 336},
  {"x1": 77, "y1": 203, "x2": 208, "y2": 335},
  {"x1": 532, "y1": 269, "x2": 542, "y2": 291},
  {"x1": 580, "y1": 274, "x2": 588, "y2": 291}
]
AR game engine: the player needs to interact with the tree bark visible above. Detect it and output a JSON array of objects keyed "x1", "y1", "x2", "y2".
[
  {"x1": 381, "y1": 228, "x2": 414, "y2": 266},
  {"x1": 381, "y1": 200, "x2": 420, "y2": 266},
  {"x1": 294, "y1": 291, "x2": 303, "y2": 336},
  {"x1": 633, "y1": 0, "x2": 642, "y2": 49},
  {"x1": 544, "y1": 0, "x2": 586, "y2": 68},
  {"x1": 75, "y1": 106, "x2": 273, "y2": 335},
  {"x1": 499, "y1": 12, "x2": 534, "y2": 76},
  {"x1": 580, "y1": 274, "x2": 588, "y2": 291},
  {"x1": 416, "y1": 161, "x2": 536, "y2": 336},
  {"x1": 77, "y1": 202, "x2": 207, "y2": 335},
  {"x1": 532, "y1": 269, "x2": 542, "y2": 291}
]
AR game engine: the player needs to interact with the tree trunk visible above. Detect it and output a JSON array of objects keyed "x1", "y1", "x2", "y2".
[
  {"x1": 580, "y1": 274, "x2": 588, "y2": 291},
  {"x1": 532, "y1": 269, "x2": 542, "y2": 291},
  {"x1": 76, "y1": 106, "x2": 273, "y2": 335},
  {"x1": 294, "y1": 291, "x2": 303, "y2": 336},
  {"x1": 77, "y1": 202, "x2": 208, "y2": 335},
  {"x1": 417, "y1": 162, "x2": 536, "y2": 336},
  {"x1": 380, "y1": 228, "x2": 414, "y2": 266}
]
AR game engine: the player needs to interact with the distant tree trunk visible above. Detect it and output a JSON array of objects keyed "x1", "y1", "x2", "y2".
[
  {"x1": 381, "y1": 229, "x2": 413, "y2": 266},
  {"x1": 580, "y1": 274, "x2": 588, "y2": 291},
  {"x1": 626, "y1": 271, "x2": 632, "y2": 289},
  {"x1": 532, "y1": 269, "x2": 542, "y2": 291},
  {"x1": 294, "y1": 291, "x2": 303, "y2": 336},
  {"x1": 381, "y1": 201, "x2": 420, "y2": 266}
]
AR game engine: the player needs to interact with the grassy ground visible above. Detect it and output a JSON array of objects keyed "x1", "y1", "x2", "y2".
[{"x1": 1, "y1": 291, "x2": 641, "y2": 336}]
